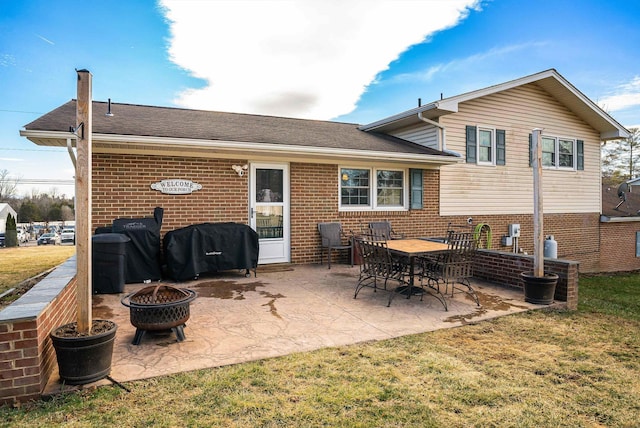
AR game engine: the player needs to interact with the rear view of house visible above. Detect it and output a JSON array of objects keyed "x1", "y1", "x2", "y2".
[{"x1": 21, "y1": 69, "x2": 629, "y2": 272}]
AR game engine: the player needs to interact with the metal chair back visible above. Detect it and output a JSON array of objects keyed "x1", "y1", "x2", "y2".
[
  {"x1": 368, "y1": 221, "x2": 403, "y2": 241},
  {"x1": 318, "y1": 222, "x2": 353, "y2": 268}
]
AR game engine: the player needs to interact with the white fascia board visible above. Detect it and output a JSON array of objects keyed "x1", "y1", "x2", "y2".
[
  {"x1": 358, "y1": 104, "x2": 440, "y2": 131},
  {"x1": 601, "y1": 129, "x2": 630, "y2": 140},
  {"x1": 600, "y1": 215, "x2": 640, "y2": 223},
  {"x1": 20, "y1": 130, "x2": 462, "y2": 166}
]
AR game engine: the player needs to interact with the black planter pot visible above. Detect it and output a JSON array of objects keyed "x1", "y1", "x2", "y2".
[
  {"x1": 50, "y1": 320, "x2": 117, "y2": 385},
  {"x1": 521, "y1": 272, "x2": 559, "y2": 305}
]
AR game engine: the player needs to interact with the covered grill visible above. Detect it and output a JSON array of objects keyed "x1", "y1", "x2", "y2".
[
  {"x1": 121, "y1": 285, "x2": 196, "y2": 345},
  {"x1": 111, "y1": 207, "x2": 164, "y2": 283},
  {"x1": 163, "y1": 222, "x2": 259, "y2": 281}
]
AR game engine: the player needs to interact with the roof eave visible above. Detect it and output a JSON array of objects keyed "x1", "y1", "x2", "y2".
[
  {"x1": 359, "y1": 69, "x2": 629, "y2": 139},
  {"x1": 20, "y1": 130, "x2": 462, "y2": 167},
  {"x1": 358, "y1": 103, "x2": 458, "y2": 133}
]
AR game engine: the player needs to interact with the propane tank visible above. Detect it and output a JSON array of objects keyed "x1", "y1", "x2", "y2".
[{"x1": 544, "y1": 235, "x2": 558, "y2": 259}]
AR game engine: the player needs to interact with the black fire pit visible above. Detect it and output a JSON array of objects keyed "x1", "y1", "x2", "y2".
[{"x1": 121, "y1": 285, "x2": 196, "y2": 345}]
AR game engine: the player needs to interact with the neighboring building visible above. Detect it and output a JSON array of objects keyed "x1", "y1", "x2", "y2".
[
  {"x1": 20, "y1": 69, "x2": 629, "y2": 272},
  {"x1": 600, "y1": 182, "x2": 640, "y2": 272},
  {"x1": 0, "y1": 203, "x2": 17, "y2": 233}
]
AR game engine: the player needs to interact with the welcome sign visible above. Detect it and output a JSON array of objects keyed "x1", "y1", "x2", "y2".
[{"x1": 150, "y1": 179, "x2": 203, "y2": 195}]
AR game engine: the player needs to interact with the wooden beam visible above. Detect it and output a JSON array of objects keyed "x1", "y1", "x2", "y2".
[
  {"x1": 76, "y1": 70, "x2": 93, "y2": 333},
  {"x1": 532, "y1": 128, "x2": 544, "y2": 277}
]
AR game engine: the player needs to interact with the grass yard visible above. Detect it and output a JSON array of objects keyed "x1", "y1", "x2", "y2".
[
  {"x1": 0, "y1": 245, "x2": 76, "y2": 301},
  {"x1": 1, "y1": 265, "x2": 639, "y2": 426}
]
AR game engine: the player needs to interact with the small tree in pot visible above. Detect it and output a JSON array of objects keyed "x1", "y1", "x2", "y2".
[{"x1": 521, "y1": 129, "x2": 558, "y2": 304}]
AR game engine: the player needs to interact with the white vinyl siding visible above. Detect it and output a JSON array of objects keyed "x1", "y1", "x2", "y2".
[
  {"x1": 438, "y1": 83, "x2": 600, "y2": 215},
  {"x1": 391, "y1": 122, "x2": 439, "y2": 150}
]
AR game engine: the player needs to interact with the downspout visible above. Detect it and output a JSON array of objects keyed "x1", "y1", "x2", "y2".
[
  {"x1": 417, "y1": 111, "x2": 447, "y2": 152},
  {"x1": 66, "y1": 137, "x2": 77, "y2": 170}
]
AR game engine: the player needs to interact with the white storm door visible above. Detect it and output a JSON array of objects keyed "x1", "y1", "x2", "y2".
[{"x1": 250, "y1": 163, "x2": 290, "y2": 264}]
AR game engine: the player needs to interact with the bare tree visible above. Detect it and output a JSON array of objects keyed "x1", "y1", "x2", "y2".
[
  {"x1": 602, "y1": 127, "x2": 640, "y2": 180},
  {"x1": 0, "y1": 169, "x2": 20, "y2": 202}
]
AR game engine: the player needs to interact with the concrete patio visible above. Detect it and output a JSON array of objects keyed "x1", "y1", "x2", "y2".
[{"x1": 44, "y1": 263, "x2": 543, "y2": 395}]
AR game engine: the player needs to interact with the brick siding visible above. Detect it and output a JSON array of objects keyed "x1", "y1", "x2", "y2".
[
  {"x1": 92, "y1": 155, "x2": 602, "y2": 271},
  {"x1": 599, "y1": 220, "x2": 640, "y2": 272}
]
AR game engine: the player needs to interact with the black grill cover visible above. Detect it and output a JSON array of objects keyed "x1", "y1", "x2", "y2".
[
  {"x1": 164, "y1": 222, "x2": 259, "y2": 281},
  {"x1": 112, "y1": 207, "x2": 163, "y2": 283}
]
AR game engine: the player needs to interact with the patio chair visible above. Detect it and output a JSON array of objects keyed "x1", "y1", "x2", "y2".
[
  {"x1": 354, "y1": 237, "x2": 412, "y2": 306},
  {"x1": 368, "y1": 221, "x2": 405, "y2": 241},
  {"x1": 318, "y1": 222, "x2": 353, "y2": 269},
  {"x1": 420, "y1": 231, "x2": 480, "y2": 307}
]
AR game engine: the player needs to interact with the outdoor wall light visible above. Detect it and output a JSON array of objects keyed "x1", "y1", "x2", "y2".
[{"x1": 232, "y1": 164, "x2": 248, "y2": 176}]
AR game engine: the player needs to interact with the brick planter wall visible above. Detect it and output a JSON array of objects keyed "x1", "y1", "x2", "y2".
[
  {"x1": 473, "y1": 249, "x2": 579, "y2": 310},
  {"x1": 0, "y1": 257, "x2": 77, "y2": 405}
]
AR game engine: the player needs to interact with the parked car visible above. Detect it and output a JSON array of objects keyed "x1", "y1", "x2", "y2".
[
  {"x1": 37, "y1": 233, "x2": 61, "y2": 246},
  {"x1": 0, "y1": 232, "x2": 5, "y2": 247},
  {"x1": 60, "y1": 228, "x2": 75, "y2": 244}
]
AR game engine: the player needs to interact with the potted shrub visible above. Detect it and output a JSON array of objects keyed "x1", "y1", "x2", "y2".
[{"x1": 521, "y1": 129, "x2": 558, "y2": 304}]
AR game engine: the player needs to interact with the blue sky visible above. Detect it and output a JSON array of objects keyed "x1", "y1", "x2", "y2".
[{"x1": 1, "y1": 0, "x2": 639, "y2": 197}]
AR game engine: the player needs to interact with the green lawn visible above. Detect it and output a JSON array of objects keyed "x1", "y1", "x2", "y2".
[
  {"x1": 0, "y1": 245, "x2": 75, "y2": 298},
  {"x1": 1, "y1": 272, "x2": 639, "y2": 427}
]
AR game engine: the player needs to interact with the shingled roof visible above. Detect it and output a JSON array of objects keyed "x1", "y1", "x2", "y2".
[
  {"x1": 23, "y1": 100, "x2": 456, "y2": 160},
  {"x1": 602, "y1": 183, "x2": 640, "y2": 218}
]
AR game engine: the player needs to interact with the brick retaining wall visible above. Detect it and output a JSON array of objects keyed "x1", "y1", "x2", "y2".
[
  {"x1": 473, "y1": 249, "x2": 579, "y2": 310},
  {"x1": 0, "y1": 257, "x2": 77, "y2": 405}
]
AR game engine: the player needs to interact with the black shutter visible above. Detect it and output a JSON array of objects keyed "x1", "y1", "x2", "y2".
[
  {"x1": 496, "y1": 129, "x2": 506, "y2": 165},
  {"x1": 529, "y1": 133, "x2": 533, "y2": 167},
  {"x1": 466, "y1": 125, "x2": 477, "y2": 163},
  {"x1": 410, "y1": 169, "x2": 423, "y2": 209},
  {"x1": 577, "y1": 140, "x2": 584, "y2": 170}
]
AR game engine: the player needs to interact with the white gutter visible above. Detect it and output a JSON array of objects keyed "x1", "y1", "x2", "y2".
[{"x1": 21, "y1": 130, "x2": 463, "y2": 166}]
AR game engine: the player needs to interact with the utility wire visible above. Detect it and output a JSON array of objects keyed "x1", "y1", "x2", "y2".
[
  {"x1": 0, "y1": 109, "x2": 45, "y2": 114},
  {"x1": 6, "y1": 178, "x2": 74, "y2": 185},
  {"x1": 0, "y1": 147, "x2": 65, "y2": 152}
]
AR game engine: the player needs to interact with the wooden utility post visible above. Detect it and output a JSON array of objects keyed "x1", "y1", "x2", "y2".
[
  {"x1": 532, "y1": 128, "x2": 544, "y2": 277},
  {"x1": 76, "y1": 70, "x2": 93, "y2": 333}
]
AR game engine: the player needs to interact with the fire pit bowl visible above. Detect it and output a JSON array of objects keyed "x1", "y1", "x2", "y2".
[{"x1": 121, "y1": 285, "x2": 196, "y2": 345}]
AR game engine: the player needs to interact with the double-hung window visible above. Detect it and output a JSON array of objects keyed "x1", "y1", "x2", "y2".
[
  {"x1": 340, "y1": 167, "x2": 408, "y2": 211},
  {"x1": 478, "y1": 128, "x2": 494, "y2": 164},
  {"x1": 530, "y1": 134, "x2": 584, "y2": 170},
  {"x1": 466, "y1": 125, "x2": 505, "y2": 165},
  {"x1": 538, "y1": 136, "x2": 578, "y2": 169}
]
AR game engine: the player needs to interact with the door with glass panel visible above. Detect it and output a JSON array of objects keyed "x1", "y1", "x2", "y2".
[{"x1": 250, "y1": 163, "x2": 290, "y2": 264}]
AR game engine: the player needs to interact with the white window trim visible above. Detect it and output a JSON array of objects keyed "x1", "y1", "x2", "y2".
[
  {"x1": 477, "y1": 126, "x2": 496, "y2": 166},
  {"x1": 542, "y1": 135, "x2": 577, "y2": 170},
  {"x1": 339, "y1": 166, "x2": 409, "y2": 212}
]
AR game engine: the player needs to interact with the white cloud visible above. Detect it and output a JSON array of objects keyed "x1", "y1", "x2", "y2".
[
  {"x1": 599, "y1": 76, "x2": 640, "y2": 112},
  {"x1": 160, "y1": 0, "x2": 479, "y2": 119},
  {"x1": 388, "y1": 42, "x2": 549, "y2": 85}
]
